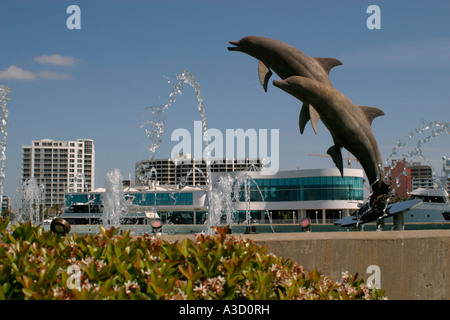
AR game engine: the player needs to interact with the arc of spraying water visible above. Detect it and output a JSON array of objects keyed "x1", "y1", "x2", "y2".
[
  {"x1": 141, "y1": 70, "x2": 217, "y2": 234},
  {"x1": 385, "y1": 122, "x2": 450, "y2": 190}
]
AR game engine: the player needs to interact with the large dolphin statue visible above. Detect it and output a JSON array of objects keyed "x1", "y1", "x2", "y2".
[
  {"x1": 228, "y1": 36, "x2": 342, "y2": 134},
  {"x1": 272, "y1": 75, "x2": 390, "y2": 218}
]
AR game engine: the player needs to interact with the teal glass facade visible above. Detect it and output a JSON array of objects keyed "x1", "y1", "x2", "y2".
[
  {"x1": 65, "y1": 192, "x2": 193, "y2": 207},
  {"x1": 239, "y1": 176, "x2": 364, "y2": 202},
  {"x1": 66, "y1": 176, "x2": 362, "y2": 207},
  {"x1": 129, "y1": 193, "x2": 193, "y2": 206}
]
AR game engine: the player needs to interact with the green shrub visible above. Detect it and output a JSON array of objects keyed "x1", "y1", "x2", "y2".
[{"x1": 0, "y1": 218, "x2": 386, "y2": 300}]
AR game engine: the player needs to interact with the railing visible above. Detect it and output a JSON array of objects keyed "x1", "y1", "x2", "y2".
[{"x1": 249, "y1": 218, "x2": 341, "y2": 225}]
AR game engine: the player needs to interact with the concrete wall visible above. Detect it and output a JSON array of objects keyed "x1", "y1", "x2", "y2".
[
  {"x1": 163, "y1": 230, "x2": 450, "y2": 300},
  {"x1": 245, "y1": 230, "x2": 450, "y2": 300}
]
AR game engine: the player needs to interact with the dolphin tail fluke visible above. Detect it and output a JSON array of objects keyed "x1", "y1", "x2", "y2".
[
  {"x1": 299, "y1": 103, "x2": 320, "y2": 134},
  {"x1": 258, "y1": 61, "x2": 272, "y2": 92},
  {"x1": 327, "y1": 144, "x2": 344, "y2": 177},
  {"x1": 314, "y1": 57, "x2": 343, "y2": 75}
]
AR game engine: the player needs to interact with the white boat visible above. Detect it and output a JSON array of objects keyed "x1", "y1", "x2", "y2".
[
  {"x1": 334, "y1": 187, "x2": 450, "y2": 228},
  {"x1": 336, "y1": 157, "x2": 450, "y2": 228},
  {"x1": 56, "y1": 202, "x2": 155, "y2": 225},
  {"x1": 334, "y1": 188, "x2": 450, "y2": 227},
  {"x1": 387, "y1": 187, "x2": 450, "y2": 223}
]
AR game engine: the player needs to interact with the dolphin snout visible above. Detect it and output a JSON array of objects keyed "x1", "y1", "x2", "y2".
[
  {"x1": 273, "y1": 76, "x2": 309, "y2": 90},
  {"x1": 273, "y1": 78, "x2": 307, "y2": 99},
  {"x1": 227, "y1": 40, "x2": 242, "y2": 51},
  {"x1": 272, "y1": 79, "x2": 287, "y2": 89}
]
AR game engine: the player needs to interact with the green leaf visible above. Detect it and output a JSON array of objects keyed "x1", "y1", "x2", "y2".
[
  {"x1": 114, "y1": 245, "x2": 122, "y2": 259},
  {"x1": 22, "y1": 288, "x2": 34, "y2": 298},
  {"x1": 179, "y1": 238, "x2": 191, "y2": 258},
  {"x1": 178, "y1": 264, "x2": 201, "y2": 283}
]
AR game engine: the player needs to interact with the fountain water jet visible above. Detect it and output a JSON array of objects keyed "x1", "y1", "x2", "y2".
[
  {"x1": 102, "y1": 168, "x2": 128, "y2": 229},
  {"x1": 180, "y1": 166, "x2": 207, "y2": 187},
  {"x1": 209, "y1": 173, "x2": 274, "y2": 233},
  {"x1": 140, "y1": 70, "x2": 276, "y2": 234},
  {"x1": 0, "y1": 86, "x2": 10, "y2": 211},
  {"x1": 141, "y1": 70, "x2": 217, "y2": 233},
  {"x1": 232, "y1": 173, "x2": 274, "y2": 232},
  {"x1": 385, "y1": 121, "x2": 450, "y2": 186},
  {"x1": 355, "y1": 122, "x2": 450, "y2": 228},
  {"x1": 17, "y1": 178, "x2": 44, "y2": 225}
]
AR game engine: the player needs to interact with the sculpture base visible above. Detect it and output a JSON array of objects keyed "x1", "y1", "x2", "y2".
[{"x1": 334, "y1": 198, "x2": 423, "y2": 228}]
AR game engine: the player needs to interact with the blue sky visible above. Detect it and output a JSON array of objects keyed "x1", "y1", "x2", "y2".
[{"x1": 1, "y1": 0, "x2": 449, "y2": 207}]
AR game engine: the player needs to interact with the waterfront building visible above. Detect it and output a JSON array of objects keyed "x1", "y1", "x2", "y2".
[
  {"x1": 65, "y1": 167, "x2": 364, "y2": 225},
  {"x1": 22, "y1": 138, "x2": 95, "y2": 208},
  {"x1": 225, "y1": 168, "x2": 364, "y2": 224}
]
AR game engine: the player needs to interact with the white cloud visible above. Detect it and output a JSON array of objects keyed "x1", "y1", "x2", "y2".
[
  {"x1": 34, "y1": 54, "x2": 77, "y2": 66},
  {"x1": 0, "y1": 65, "x2": 36, "y2": 80},
  {"x1": 37, "y1": 70, "x2": 71, "y2": 80},
  {"x1": 0, "y1": 53, "x2": 78, "y2": 80},
  {"x1": 0, "y1": 65, "x2": 71, "y2": 80}
]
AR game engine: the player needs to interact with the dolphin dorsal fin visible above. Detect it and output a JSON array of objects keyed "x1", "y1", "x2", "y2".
[
  {"x1": 314, "y1": 57, "x2": 343, "y2": 75},
  {"x1": 359, "y1": 106, "x2": 385, "y2": 125},
  {"x1": 258, "y1": 61, "x2": 272, "y2": 92}
]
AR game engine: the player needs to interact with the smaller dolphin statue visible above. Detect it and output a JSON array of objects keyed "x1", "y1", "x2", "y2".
[{"x1": 273, "y1": 75, "x2": 391, "y2": 219}]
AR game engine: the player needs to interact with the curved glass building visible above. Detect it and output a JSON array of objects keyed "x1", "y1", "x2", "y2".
[
  {"x1": 65, "y1": 167, "x2": 365, "y2": 225},
  {"x1": 224, "y1": 168, "x2": 364, "y2": 224}
]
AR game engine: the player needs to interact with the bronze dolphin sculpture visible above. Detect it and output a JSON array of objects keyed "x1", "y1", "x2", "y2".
[
  {"x1": 272, "y1": 75, "x2": 389, "y2": 201},
  {"x1": 228, "y1": 36, "x2": 342, "y2": 134}
]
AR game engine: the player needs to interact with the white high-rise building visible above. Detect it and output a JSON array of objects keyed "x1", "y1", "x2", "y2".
[
  {"x1": 135, "y1": 154, "x2": 264, "y2": 187},
  {"x1": 22, "y1": 139, "x2": 95, "y2": 208}
]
